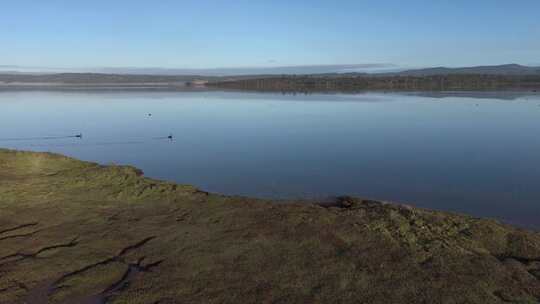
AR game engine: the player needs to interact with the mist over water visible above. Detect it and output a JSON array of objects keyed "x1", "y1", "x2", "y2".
[{"x1": 1, "y1": 90, "x2": 539, "y2": 229}]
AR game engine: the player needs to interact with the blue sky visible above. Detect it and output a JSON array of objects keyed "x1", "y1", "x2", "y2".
[{"x1": 1, "y1": 0, "x2": 539, "y2": 70}]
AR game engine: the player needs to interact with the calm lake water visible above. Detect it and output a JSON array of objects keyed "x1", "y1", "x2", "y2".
[{"x1": 1, "y1": 90, "x2": 539, "y2": 229}]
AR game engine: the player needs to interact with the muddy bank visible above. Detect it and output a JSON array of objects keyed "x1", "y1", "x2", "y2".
[{"x1": 0, "y1": 149, "x2": 539, "y2": 303}]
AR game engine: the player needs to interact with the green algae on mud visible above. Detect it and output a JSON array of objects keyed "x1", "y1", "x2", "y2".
[{"x1": 0, "y1": 148, "x2": 539, "y2": 303}]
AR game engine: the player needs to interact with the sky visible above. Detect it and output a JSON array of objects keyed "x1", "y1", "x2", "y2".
[{"x1": 1, "y1": 0, "x2": 539, "y2": 71}]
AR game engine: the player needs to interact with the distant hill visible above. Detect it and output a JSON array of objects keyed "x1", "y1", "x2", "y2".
[
  {"x1": 2, "y1": 64, "x2": 539, "y2": 79},
  {"x1": 0, "y1": 73, "x2": 210, "y2": 84},
  {"x1": 2, "y1": 64, "x2": 540, "y2": 91},
  {"x1": 388, "y1": 64, "x2": 540, "y2": 76}
]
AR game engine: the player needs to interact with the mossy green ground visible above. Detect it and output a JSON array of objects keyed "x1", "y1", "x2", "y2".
[{"x1": 1, "y1": 149, "x2": 539, "y2": 303}]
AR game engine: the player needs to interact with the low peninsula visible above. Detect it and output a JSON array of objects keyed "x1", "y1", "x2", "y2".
[{"x1": 0, "y1": 149, "x2": 539, "y2": 303}]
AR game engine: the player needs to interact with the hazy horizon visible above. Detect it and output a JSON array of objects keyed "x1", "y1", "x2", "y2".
[
  {"x1": 1, "y1": 63, "x2": 539, "y2": 77},
  {"x1": 0, "y1": 63, "x2": 401, "y2": 76}
]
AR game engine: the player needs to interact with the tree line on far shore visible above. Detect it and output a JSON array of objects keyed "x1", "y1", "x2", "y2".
[{"x1": 209, "y1": 74, "x2": 540, "y2": 92}]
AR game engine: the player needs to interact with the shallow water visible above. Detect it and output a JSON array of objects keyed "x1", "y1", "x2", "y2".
[{"x1": 1, "y1": 90, "x2": 539, "y2": 229}]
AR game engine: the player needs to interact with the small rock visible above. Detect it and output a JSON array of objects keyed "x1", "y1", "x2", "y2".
[{"x1": 340, "y1": 199, "x2": 353, "y2": 208}]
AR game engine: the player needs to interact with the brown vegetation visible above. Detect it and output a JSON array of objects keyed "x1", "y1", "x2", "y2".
[{"x1": 1, "y1": 149, "x2": 539, "y2": 303}]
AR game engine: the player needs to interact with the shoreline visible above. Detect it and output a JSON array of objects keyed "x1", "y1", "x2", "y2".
[
  {"x1": 1, "y1": 148, "x2": 540, "y2": 303},
  {"x1": 2, "y1": 71, "x2": 540, "y2": 93},
  {"x1": 1, "y1": 148, "x2": 536, "y2": 230},
  {"x1": 1, "y1": 84, "x2": 539, "y2": 101}
]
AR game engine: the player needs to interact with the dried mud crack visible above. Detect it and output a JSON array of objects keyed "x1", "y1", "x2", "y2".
[
  {"x1": 39, "y1": 237, "x2": 161, "y2": 303},
  {"x1": 0, "y1": 222, "x2": 39, "y2": 236},
  {"x1": 0, "y1": 237, "x2": 79, "y2": 267}
]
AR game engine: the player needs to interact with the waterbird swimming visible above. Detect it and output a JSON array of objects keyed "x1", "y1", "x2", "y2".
[
  {"x1": 0, "y1": 134, "x2": 83, "y2": 142},
  {"x1": 151, "y1": 134, "x2": 174, "y2": 140}
]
